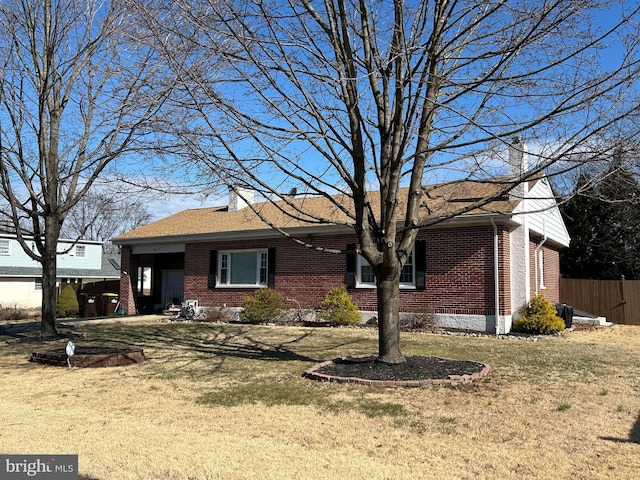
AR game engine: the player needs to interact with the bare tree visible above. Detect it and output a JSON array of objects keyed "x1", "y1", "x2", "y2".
[
  {"x1": 61, "y1": 190, "x2": 153, "y2": 253},
  {"x1": 140, "y1": 0, "x2": 640, "y2": 363},
  {"x1": 0, "y1": 0, "x2": 173, "y2": 337}
]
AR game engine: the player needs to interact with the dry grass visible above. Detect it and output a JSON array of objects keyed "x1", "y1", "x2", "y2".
[{"x1": 2, "y1": 318, "x2": 640, "y2": 479}]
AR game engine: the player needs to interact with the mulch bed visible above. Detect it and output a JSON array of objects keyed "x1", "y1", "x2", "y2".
[
  {"x1": 305, "y1": 354, "x2": 489, "y2": 387},
  {"x1": 40, "y1": 346, "x2": 136, "y2": 355},
  {"x1": 30, "y1": 345, "x2": 144, "y2": 368}
]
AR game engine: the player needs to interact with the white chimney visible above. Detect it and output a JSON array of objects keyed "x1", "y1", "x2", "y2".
[
  {"x1": 228, "y1": 187, "x2": 255, "y2": 211},
  {"x1": 508, "y1": 137, "x2": 529, "y2": 201}
]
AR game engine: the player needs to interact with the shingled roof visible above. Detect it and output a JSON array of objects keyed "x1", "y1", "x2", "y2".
[
  {"x1": 113, "y1": 180, "x2": 523, "y2": 244},
  {"x1": 0, "y1": 254, "x2": 120, "y2": 279}
]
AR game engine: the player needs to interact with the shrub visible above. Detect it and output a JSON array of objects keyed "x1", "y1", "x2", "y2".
[
  {"x1": 0, "y1": 305, "x2": 31, "y2": 321},
  {"x1": 402, "y1": 308, "x2": 439, "y2": 331},
  {"x1": 317, "y1": 285, "x2": 361, "y2": 326},
  {"x1": 56, "y1": 285, "x2": 79, "y2": 318},
  {"x1": 512, "y1": 294, "x2": 565, "y2": 335},
  {"x1": 201, "y1": 307, "x2": 237, "y2": 323},
  {"x1": 275, "y1": 296, "x2": 316, "y2": 325},
  {"x1": 240, "y1": 288, "x2": 287, "y2": 324}
]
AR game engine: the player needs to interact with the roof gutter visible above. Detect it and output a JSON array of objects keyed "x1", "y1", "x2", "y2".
[
  {"x1": 113, "y1": 213, "x2": 518, "y2": 247},
  {"x1": 534, "y1": 221, "x2": 548, "y2": 296}
]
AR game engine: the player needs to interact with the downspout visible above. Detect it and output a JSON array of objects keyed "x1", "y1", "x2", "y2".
[
  {"x1": 490, "y1": 218, "x2": 500, "y2": 336},
  {"x1": 534, "y1": 222, "x2": 547, "y2": 296}
]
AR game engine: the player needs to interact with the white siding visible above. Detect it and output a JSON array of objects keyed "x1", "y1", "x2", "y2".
[
  {"x1": 514, "y1": 178, "x2": 570, "y2": 247},
  {"x1": 0, "y1": 236, "x2": 103, "y2": 271},
  {"x1": 57, "y1": 241, "x2": 103, "y2": 269},
  {"x1": 0, "y1": 235, "x2": 110, "y2": 308},
  {"x1": 0, "y1": 278, "x2": 42, "y2": 308},
  {"x1": 0, "y1": 238, "x2": 36, "y2": 268}
]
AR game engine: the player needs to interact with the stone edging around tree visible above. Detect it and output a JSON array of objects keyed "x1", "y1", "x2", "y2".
[{"x1": 303, "y1": 355, "x2": 490, "y2": 387}]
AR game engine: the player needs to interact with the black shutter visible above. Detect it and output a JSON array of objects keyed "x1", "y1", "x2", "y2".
[
  {"x1": 415, "y1": 240, "x2": 426, "y2": 290},
  {"x1": 208, "y1": 250, "x2": 217, "y2": 289},
  {"x1": 345, "y1": 243, "x2": 356, "y2": 289},
  {"x1": 267, "y1": 247, "x2": 276, "y2": 288}
]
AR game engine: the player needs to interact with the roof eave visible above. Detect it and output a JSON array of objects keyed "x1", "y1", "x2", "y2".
[
  {"x1": 113, "y1": 212, "x2": 519, "y2": 247},
  {"x1": 112, "y1": 223, "x2": 355, "y2": 246}
]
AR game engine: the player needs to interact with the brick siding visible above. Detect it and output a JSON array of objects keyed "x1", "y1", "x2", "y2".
[
  {"x1": 184, "y1": 226, "x2": 502, "y2": 316},
  {"x1": 529, "y1": 236, "x2": 561, "y2": 303},
  {"x1": 120, "y1": 224, "x2": 561, "y2": 317}
]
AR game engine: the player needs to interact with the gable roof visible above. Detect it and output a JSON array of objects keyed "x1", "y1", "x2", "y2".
[
  {"x1": 113, "y1": 179, "x2": 523, "y2": 245},
  {"x1": 516, "y1": 177, "x2": 570, "y2": 247}
]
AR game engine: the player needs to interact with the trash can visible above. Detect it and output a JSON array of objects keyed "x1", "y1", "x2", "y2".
[
  {"x1": 555, "y1": 303, "x2": 573, "y2": 329},
  {"x1": 80, "y1": 294, "x2": 97, "y2": 318},
  {"x1": 102, "y1": 293, "x2": 119, "y2": 315}
]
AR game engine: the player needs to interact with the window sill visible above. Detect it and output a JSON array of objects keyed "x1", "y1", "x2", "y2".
[
  {"x1": 355, "y1": 284, "x2": 417, "y2": 290},
  {"x1": 215, "y1": 284, "x2": 267, "y2": 289}
]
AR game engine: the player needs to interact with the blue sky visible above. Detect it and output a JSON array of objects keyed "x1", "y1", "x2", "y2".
[{"x1": 129, "y1": 1, "x2": 640, "y2": 224}]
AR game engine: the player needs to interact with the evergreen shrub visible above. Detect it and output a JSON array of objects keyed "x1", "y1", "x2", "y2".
[
  {"x1": 240, "y1": 288, "x2": 287, "y2": 324},
  {"x1": 512, "y1": 294, "x2": 565, "y2": 335},
  {"x1": 56, "y1": 285, "x2": 79, "y2": 318},
  {"x1": 317, "y1": 285, "x2": 361, "y2": 326}
]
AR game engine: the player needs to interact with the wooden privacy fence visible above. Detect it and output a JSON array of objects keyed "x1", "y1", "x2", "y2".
[{"x1": 559, "y1": 278, "x2": 640, "y2": 325}]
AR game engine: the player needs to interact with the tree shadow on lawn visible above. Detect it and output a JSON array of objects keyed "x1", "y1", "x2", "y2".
[
  {"x1": 1, "y1": 320, "x2": 370, "y2": 379},
  {"x1": 77, "y1": 323, "x2": 366, "y2": 376},
  {"x1": 0, "y1": 320, "x2": 41, "y2": 338},
  {"x1": 0, "y1": 318, "x2": 102, "y2": 343},
  {"x1": 600, "y1": 410, "x2": 640, "y2": 444}
]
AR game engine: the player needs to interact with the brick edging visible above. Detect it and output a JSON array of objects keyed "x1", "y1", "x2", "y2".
[
  {"x1": 30, "y1": 347, "x2": 144, "y2": 368},
  {"x1": 303, "y1": 354, "x2": 490, "y2": 387}
]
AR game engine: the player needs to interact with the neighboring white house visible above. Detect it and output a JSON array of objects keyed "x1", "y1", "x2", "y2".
[{"x1": 0, "y1": 234, "x2": 120, "y2": 309}]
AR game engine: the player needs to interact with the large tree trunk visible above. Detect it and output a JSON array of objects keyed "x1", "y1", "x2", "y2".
[
  {"x1": 376, "y1": 272, "x2": 405, "y2": 364},
  {"x1": 40, "y1": 220, "x2": 60, "y2": 339}
]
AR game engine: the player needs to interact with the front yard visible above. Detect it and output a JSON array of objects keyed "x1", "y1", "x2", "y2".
[{"x1": 1, "y1": 318, "x2": 639, "y2": 479}]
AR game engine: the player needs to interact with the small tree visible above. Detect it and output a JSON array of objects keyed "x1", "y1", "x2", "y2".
[{"x1": 56, "y1": 285, "x2": 79, "y2": 318}]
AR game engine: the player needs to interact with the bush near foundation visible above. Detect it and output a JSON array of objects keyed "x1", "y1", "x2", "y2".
[
  {"x1": 56, "y1": 285, "x2": 79, "y2": 318},
  {"x1": 201, "y1": 306, "x2": 237, "y2": 323},
  {"x1": 512, "y1": 294, "x2": 565, "y2": 335},
  {"x1": 317, "y1": 285, "x2": 361, "y2": 326},
  {"x1": 0, "y1": 305, "x2": 32, "y2": 321},
  {"x1": 240, "y1": 288, "x2": 287, "y2": 324}
]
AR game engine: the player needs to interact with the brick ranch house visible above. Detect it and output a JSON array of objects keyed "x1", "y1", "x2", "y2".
[{"x1": 112, "y1": 149, "x2": 569, "y2": 334}]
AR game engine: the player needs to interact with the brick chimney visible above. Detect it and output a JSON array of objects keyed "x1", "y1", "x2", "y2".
[{"x1": 508, "y1": 137, "x2": 528, "y2": 201}]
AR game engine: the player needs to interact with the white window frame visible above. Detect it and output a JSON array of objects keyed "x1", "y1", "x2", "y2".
[
  {"x1": 75, "y1": 245, "x2": 86, "y2": 258},
  {"x1": 0, "y1": 239, "x2": 10, "y2": 255},
  {"x1": 357, "y1": 255, "x2": 376, "y2": 287},
  {"x1": 34, "y1": 278, "x2": 43, "y2": 291},
  {"x1": 217, "y1": 249, "x2": 269, "y2": 288},
  {"x1": 357, "y1": 247, "x2": 416, "y2": 289}
]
